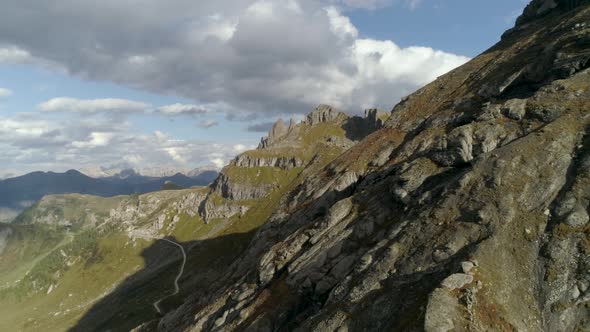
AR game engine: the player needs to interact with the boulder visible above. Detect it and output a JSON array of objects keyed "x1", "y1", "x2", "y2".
[
  {"x1": 564, "y1": 205, "x2": 589, "y2": 226},
  {"x1": 441, "y1": 273, "x2": 474, "y2": 290},
  {"x1": 501, "y1": 99, "x2": 527, "y2": 120}
]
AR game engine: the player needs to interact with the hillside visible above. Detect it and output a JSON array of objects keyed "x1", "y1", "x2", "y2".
[
  {"x1": 0, "y1": 169, "x2": 217, "y2": 223},
  {"x1": 0, "y1": 106, "x2": 384, "y2": 331}
]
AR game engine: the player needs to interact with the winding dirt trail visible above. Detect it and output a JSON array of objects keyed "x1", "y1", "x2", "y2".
[
  {"x1": 129, "y1": 231, "x2": 187, "y2": 315},
  {"x1": 152, "y1": 238, "x2": 187, "y2": 314}
]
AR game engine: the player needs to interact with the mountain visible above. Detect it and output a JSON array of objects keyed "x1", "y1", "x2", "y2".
[
  {"x1": 0, "y1": 169, "x2": 218, "y2": 222},
  {"x1": 2, "y1": 1, "x2": 590, "y2": 331},
  {"x1": 0, "y1": 104, "x2": 385, "y2": 331},
  {"x1": 79, "y1": 166, "x2": 219, "y2": 179}
]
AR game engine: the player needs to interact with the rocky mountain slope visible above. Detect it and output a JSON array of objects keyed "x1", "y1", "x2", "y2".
[{"x1": 130, "y1": 2, "x2": 589, "y2": 331}]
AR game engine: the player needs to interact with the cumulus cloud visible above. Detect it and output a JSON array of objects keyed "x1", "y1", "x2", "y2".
[
  {"x1": 38, "y1": 97, "x2": 148, "y2": 114},
  {"x1": 0, "y1": 88, "x2": 12, "y2": 98},
  {"x1": 210, "y1": 158, "x2": 226, "y2": 169},
  {"x1": 71, "y1": 132, "x2": 114, "y2": 148},
  {"x1": 0, "y1": 0, "x2": 469, "y2": 118}
]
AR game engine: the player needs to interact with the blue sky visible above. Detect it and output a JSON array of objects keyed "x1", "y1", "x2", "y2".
[
  {"x1": 347, "y1": 0, "x2": 528, "y2": 56},
  {"x1": 0, "y1": 0, "x2": 528, "y2": 177}
]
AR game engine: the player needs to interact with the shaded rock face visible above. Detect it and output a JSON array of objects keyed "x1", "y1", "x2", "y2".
[
  {"x1": 343, "y1": 109, "x2": 389, "y2": 141},
  {"x1": 364, "y1": 109, "x2": 387, "y2": 129},
  {"x1": 139, "y1": 4, "x2": 590, "y2": 332}
]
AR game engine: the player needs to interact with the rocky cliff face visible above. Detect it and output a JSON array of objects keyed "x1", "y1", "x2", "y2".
[
  {"x1": 231, "y1": 154, "x2": 305, "y2": 170},
  {"x1": 258, "y1": 119, "x2": 289, "y2": 149},
  {"x1": 304, "y1": 104, "x2": 349, "y2": 126},
  {"x1": 142, "y1": 3, "x2": 590, "y2": 332}
]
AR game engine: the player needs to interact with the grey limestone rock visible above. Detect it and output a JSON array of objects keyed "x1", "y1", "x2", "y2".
[
  {"x1": 441, "y1": 273, "x2": 474, "y2": 290},
  {"x1": 305, "y1": 104, "x2": 348, "y2": 126},
  {"x1": 564, "y1": 205, "x2": 589, "y2": 226}
]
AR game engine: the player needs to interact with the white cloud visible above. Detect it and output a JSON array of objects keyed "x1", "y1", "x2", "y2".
[
  {"x1": 0, "y1": 46, "x2": 64, "y2": 71},
  {"x1": 0, "y1": 0, "x2": 469, "y2": 118},
  {"x1": 326, "y1": 6, "x2": 358, "y2": 40},
  {"x1": 156, "y1": 103, "x2": 208, "y2": 115},
  {"x1": 0, "y1": 46, "x2": 35, "y2": 64},
  {"x1": 71, "y1": 132, "x2": 114, "y2": 148},
  {"x1": 164, "y1": 147, "x2": 187, "y2": 163},
  {"x1": 154, "y1": 130, "x2": 168, "y2": 142},
  {"x1": 233, "y1": 144, "x2": 253, "y2": 153},
  {"x1": 0, "y1": 88, "x2": 12, "y2": 98},
  {"x1": 0, "y1": 114, "x2": 248, "y2": 175},
  {"x1": 210, "y1": 158, "x2": 226, "y2": 169},
  {"x1": 38, "y1": 97, "x2": 149, "y2": 114}
]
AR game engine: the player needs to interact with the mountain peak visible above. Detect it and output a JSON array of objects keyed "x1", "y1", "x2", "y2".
[
  {"x1": 64, "y1": 169, "x2": 85, "y2": 176},
  {"x1": 304, "y1": 104, "x2": 348, "y2": 126}
]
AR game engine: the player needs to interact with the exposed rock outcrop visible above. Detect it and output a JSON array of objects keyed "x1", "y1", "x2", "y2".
[
  {"x1": 258, "y1": 119, "x2": 290, "y2": 149},
  {"x1": 305, "y1": 104, "x2": 349, "y2": 126},
  {"x1": 211, "y1": 173, "x2": 274, "y2": 201},
  {"x1": 231, "y1": 155, "x2": 304, "y2": 170}
]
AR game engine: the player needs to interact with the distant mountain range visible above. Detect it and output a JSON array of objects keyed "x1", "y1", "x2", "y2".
[
  {"x1": 79, "y1": 165, "x2": 218, "y2": 178},
  {"x1": 0, "y1": 168, "x2": 218, "y2": 222}
]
